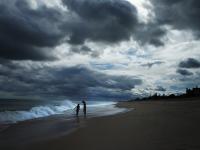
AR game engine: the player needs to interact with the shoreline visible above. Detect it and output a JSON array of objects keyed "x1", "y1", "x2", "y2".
[
  {"x1": 27, "y1": 99, "x2": 200, "y2": 150},
  {"x1": 0, "y1": 102, "x2": 128, "y2": 149},
  {"x1": 1, "y1": 99, "x2": 200, "y2": 150}
]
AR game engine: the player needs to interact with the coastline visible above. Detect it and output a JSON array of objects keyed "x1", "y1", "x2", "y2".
[
  {"x1": 0, "y1": 102, "x2": 128, "y2": 149},
  {"x1": 1, "y1": 99, "x2": 200, "y2": 150}
]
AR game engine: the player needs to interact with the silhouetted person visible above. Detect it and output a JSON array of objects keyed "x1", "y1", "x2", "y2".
[
  {"x1": 82, "y1": 100, "x2": 86, "y2": 116},
  {"x1": 76, "y1": 104, "x2": 80, "y2": 116}
]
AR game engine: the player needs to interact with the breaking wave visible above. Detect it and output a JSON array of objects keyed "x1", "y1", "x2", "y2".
[{"x1": 0, "y1": 100, "x2": 76, "y2": 124}]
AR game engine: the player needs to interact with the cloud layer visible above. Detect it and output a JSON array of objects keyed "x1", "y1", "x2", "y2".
[
  {"x1": 151, "y1": 0, "x2": 200, "y2": 38},
  {"x1": 179, "y1": 58, "x2": 200, "y2": 69},
  {"x1": 0, "y1": 63, "x2": 142, "y2": 100},
  {"x1": 176, "y1": 69, "x2": 193, "y2": 76},
  {"x1": 0, "y1": 0, "x2": 169, "y2": 61},
  {"x1": 62, "y1": 0, "x2": 138, "y2": 44},
  {"x1": 0, "y1": 0, "x2": 64, "y2": 60},
  {"x1": 0, "y1": 0, "x2": 200, "y2": 100}
]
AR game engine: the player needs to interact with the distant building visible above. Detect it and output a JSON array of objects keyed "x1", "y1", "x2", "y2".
[{"x1": 186, "y1": 86, "x2": 200, "y2": 96}]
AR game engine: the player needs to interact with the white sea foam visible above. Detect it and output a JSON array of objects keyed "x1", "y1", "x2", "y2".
[
  {"x1": 0, "y1": 100, "x2": 126, "y2": 124},
  {"x1": 0, "y1": 100, "x2": 76, "y2": 124}
]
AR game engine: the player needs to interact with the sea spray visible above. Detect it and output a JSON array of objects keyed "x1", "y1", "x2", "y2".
[
  {"x1": 0, "y1": 100, "x2": 127, "y2": 124},
  {"x1": 0, "y1": 100, "x2": 76, "y2": 124}
]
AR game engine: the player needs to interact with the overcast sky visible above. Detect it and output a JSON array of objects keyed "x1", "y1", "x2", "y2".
[{"x1": 0, "y1": 0, "x2": 200, "y2": 101}]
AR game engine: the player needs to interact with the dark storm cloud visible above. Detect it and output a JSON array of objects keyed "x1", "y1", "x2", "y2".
[
  {"x1": 151, "y1": 0, "x2": 200, "y2": 38},
  {"x1": 144, "y1": 86, "x2": 166, "y2": 93},
  {"x1": 179, "y1": 58, "x2": 200, "y2": 69},
  {"x1": 177, "y1": 69, "x2": 193, "y2": 76},
  {"x1": 62, "y1": 0, "x2": 138, "y2": 44},
  {"x1": 61, "y1": 0, "x2": 165, "y2": 46},
  {"x1": 71, "y1": 45, "x2": 92, "y2": 54},
  {"x1": 88, "y1": 87, "x2": 135, "y2": 100},
  {"x1": 0, "y1": 65, "x2": 142, "y2": 100},
  {"x1": 134, "y1": 23, "x2": 166, "y2": 47},
  {"x1": 0, "y1": 0, "x2": 169, "y2": 61},
  {"x1": 0, "y1": 0, "x2": 64, "y2": 60},
  {"x1": 155, "y1": 86, "x2": 166, "y2": 92},
  {"x1": 0, "y1": 0, "x2": 65, "y2": 60},
  {"x1": 141, "y1": 61, "x2": 164, "y2": 68},
  {"x1": 70, "y1": 45, "x2": 100, "y2": 57}
]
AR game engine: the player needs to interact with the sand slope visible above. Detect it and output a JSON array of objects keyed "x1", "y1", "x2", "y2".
[{"x1": 24, "y1": 100, "x2": 200, "y2": 150}]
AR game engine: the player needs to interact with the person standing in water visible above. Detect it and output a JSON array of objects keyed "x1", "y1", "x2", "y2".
[
  {"x1": 82, "y1": 100, "x2": 86, "y2": 116},
  {"x1": 76, "y1": 104, "x2": 80, "y2": 116}
]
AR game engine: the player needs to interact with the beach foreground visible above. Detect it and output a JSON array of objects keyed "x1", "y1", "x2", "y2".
[{"x1": 2, "y1": 100, "x2": 200, "y2": 150}]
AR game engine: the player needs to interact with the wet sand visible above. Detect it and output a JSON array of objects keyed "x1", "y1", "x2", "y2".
[{"x1": 2, "y1": 99, "x2": 200, "y2": 150}]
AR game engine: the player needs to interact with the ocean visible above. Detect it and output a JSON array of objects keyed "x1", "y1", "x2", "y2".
[
  {"x1": 0, "y1": 99, "x2": 127, "y2": 124},
  {"x1": 0, "y1": 99, "x2": 129, "y2": 146}
]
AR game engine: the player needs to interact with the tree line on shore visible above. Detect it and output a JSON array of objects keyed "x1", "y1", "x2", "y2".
[{"x1": 130, "y1": 86, "x2": 200, "y2": 101}]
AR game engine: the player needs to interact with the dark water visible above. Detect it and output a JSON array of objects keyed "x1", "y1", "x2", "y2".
[
  {"x1": 0, "y1": 99, "x2": 127, "y2": 124},
  {"x1": 0, "y1": 99, "x2": 129, "y2": 148}
]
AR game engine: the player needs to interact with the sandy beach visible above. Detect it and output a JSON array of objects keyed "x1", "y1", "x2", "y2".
[{"x1": 1, "y1": 99, "x2": 200, "y2": 150}]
